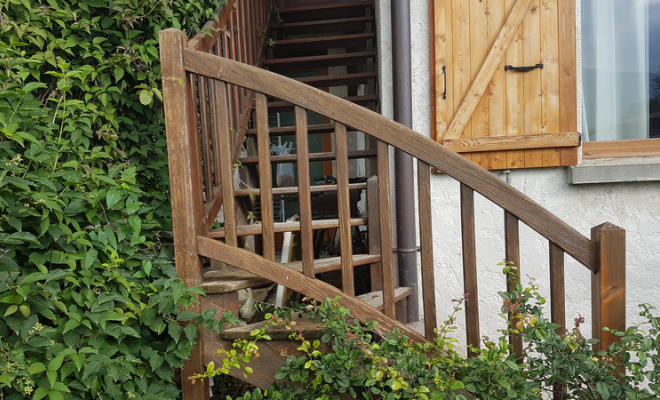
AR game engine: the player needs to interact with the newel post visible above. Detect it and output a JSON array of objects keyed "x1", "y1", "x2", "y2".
[
  {"x1": 591, "y1": 223, "x2": 626, "y2": 352},
  {"x1": 159, "y1": 28, "x2": 208, "y2": 399}
]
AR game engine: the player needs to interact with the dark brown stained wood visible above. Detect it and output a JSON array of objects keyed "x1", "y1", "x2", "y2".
[
  {"x1": 295, "y1": 72, "x2": 378, "y2": 89},
  {"x1": 221, "y1": 317, "x2": 326, "y2": 340},
  {"x1": 256, "y1": 93, "x2": 275, "y2": 261},
  {"x1": 287, "y1": 254, "x2": 381, "y2": 275},
  {"x1": 271, "y1": 16, "x2": 374, "y2": 36},
  {"x1": 264, "y1": 52, "x2": 377, "y2": 72},
  {"x1": 504, "y1": 211, "x2": 523, "y2": 360},
  {"x1": 182, "y1": 52, "x2": 597, "y2": 271},
  {"x1": 235, "y1": 182, "x2": 368, "y2": 197},
  {"x1": 278, "y1": 1, "x2": 374, "y2": 23},
  {"x1": 238, "y1": 149, "x2": 377, "y2": 164},
  {"x1": 295, "y1": 106, "x2": 315, "y2": 277},
  {"x1": 267, "y1": 94, "x2": 379, "y2": 112},
  {"x1": 215, "y1": 80, "x2": 238, "y2": 247},
  {"x1": 357, "y1": 287, "x2": 414, "y2": 311},
  {"x1": 196, "y1": 235, "x2": 427, "y2": 343},
  {"x1": 158, "y1": 28, "x2": 207, "y2": 400},
  {"x1": 591, "y1": 223, "x2": 626, "y2": 352},
  {"x1": 196, "y1": 76, "x2": 214, "y2": 202},
  {"x1": 460, "y1": 184, "x2": 480, "y2": 354},
  {"x1": 418, "y1": 160, "x2": 437, "y2": 339},
  {"x1": 377, "y1": 141, "x2": 396, "y2": 319},
  {"x1": 549, "y1": 242, "x2": 566, "y2": 335},
  {"x1": 188, "y1": 0, "x2": 235, "y2": 52},
  {"x1": 246, "y1": 123, "x2": 336, "y2": 136},
  {"x1": 443, "y1": 132, "x2": 580, "y2": 153},
  {"x1": 272, "y1": 33, "x2": 375, "y2": 55},
  {"x1": 207, "y1": 217, "x2": 368, "y2": 238},
  {"x1": 367, "y1": 176, "x2": 383, "y2": 291},
  {"x1": 201, "y1": 274, "x2": 272, "y2": 294},
  {"x1": 335, "y1": 122, "x2": 355, "y2": 296}
]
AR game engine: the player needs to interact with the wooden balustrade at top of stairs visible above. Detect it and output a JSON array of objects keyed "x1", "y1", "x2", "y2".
[{"x1": 159, "y1": 2, "x2": 626, "y2": 398}]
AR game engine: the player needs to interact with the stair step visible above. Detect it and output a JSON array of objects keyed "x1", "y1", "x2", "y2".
[
  {"x1": 236, "y1": 182, "x2": 368, "y2": 197},
  {"x1": 221, "y1": 316, "x2": 325, "y2": 340},
  {"x1": 272, "y1": 16, "x2": 375, "y2": 36},
  {"x1": 278, "y1": 1, "x2": 374, "y2": 23},
  {"x1": 238, "y1": 149, "x2": 377, "y2": 164},
  {"x1": 294, "y1": 72, "x2": 377, "y2": 89},
  {"x1": 207, "y1": 217, "x2": 368, "y2": 238},
  {"x1": 267, "y1": 94, "x2": 378, "y2": 112},
  {"x1": 264, "y1": 51, "x2": 377, "y2": 73},
  {"x1": 357, "y1": 287, "x2": 414, "y2": 311},
  {"x1": 246, "y1": 123, "x2": 336, "y2": 136},
  {"x1": 201, "y1": 254, "x2": 381, "y2": 293},
  {"x1": 272, "y1": 33, "x2": 375, "y2": 56}
]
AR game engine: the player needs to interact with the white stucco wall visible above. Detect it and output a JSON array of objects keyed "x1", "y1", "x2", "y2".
[{"x1": 378, "y1": 0, "x2": 660, "y2": 353}]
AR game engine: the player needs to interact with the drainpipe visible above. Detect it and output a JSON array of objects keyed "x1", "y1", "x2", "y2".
[{"x1": 391, "y1": 0, "x2": 418, "y2": 322}]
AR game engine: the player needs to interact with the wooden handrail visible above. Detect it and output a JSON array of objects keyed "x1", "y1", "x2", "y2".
[{"x1": 181, "y1": 50, "x2": 598, "y2": 272}]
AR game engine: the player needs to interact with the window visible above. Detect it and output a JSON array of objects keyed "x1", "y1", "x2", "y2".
[{"x1": 581, "y1": 0, "x2": 660, "y2": 158}]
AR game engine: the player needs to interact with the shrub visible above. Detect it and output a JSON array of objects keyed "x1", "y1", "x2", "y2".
[{"x1": 0, "y1": 1, "x2": 233, "y2": 398}]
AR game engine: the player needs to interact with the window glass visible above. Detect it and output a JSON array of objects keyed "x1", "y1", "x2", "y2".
[{"x1": 582, "y1": 0, "x2": 660, "y2": 140}]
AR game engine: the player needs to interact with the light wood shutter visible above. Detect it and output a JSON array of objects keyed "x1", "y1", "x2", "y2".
[{"x1": 430, "y1": 0, "x2": 578, "y2": 169}]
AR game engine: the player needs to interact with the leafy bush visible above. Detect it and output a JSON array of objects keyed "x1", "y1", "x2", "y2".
[
  {"x1": 203, "y1": 268, "x2": 660, "y2": 399},
  {"x1": 0, "y1": 0, "x2": 233, "y2": 398}
]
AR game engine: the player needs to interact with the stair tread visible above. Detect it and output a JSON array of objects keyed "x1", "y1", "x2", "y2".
[
  {"x1": 274, "y1": 32, "x2": 375, "y2": 47},
  {"x1": 221, "y1": 316, "x2": 325, "y2": 340},
  {"x1": 272, "y1": 16, "x2": 374, "y2": 36},
  {"x1": 238, "y1": 149, "x2": 377, "y2": 164},
  {"x1": 278, "y1": 1, "x2": 374, "y2": 23},
  {"x1": 294, "y1": 72, "x2": 378, "y2": 88},
  {"x1": 357, "y1": 287, "x2": 414, "y2": 311},
  {"x1": 236, "y1": 182, "x2": 368, "y2": 197},
  {"x1": 207, "y1": 217, "x2": 369, "y2": 238},
  {"x1": 246, "y1": 123, "x2": 336, "y2": 136},
  {"x1": 264, "y1": 51, "x2": 376, "y2": 72},
  {"x1": 267, "y1": 94, "x2": 378, "y2": 112}
]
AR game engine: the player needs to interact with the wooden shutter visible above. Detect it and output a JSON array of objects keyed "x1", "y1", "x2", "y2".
[{"x1": 430, "y1": 0, "x2": 578, "y2": 169}]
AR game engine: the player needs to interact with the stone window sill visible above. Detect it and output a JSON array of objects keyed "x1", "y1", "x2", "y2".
[{"x1": 567, "y1": 157, "x2": 660, "y2": 184}]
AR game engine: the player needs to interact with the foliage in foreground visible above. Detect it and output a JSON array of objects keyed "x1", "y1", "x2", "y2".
[
  {"x1": 0, "y1": 0, "x2": 232, "y2": 398},
  {"x1": 203, "y1": 267, "x2": 660, "y2": 399}
]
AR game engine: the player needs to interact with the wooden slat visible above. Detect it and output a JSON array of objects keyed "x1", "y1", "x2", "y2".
[
  {"x1": 558, "y1": 0, "x2": 578, "y2": 166},
  {"x1": 443, "y1": 132, "x2": 579, "y2": 153},
  {"x1": 357, "y1": 287, "x2": 414, "y2": 311},
  {"x1": 238, "y1": 149, "x2": 377, "y2": 164},
  {"x1": 214, "y1": 80, "x2": 238, "y2": 247},
  {"x1": 267, "y1": 94, "x2": 379, "y2": 112},
  {"x1": 451, "y1": 0, "x2": 471, "y2": 163},
  {"x1": 540, "y1": 0, "x2": 561, "y2": 166},
  {"x1": 431, "y1": 0, "x2": 452, "y2": 138},
  {"x1": 196, "y1": 236, "x2": 428, "y2": 343},
  {"x1": 488, "y1": 0, "x2": 507, "y2": 170},
  {"x1": 295, "y1": 72, "x2": 378, "y2": 88},
  {"x1": 235, "y1": 182, "x2": 368, "y2": 197},
  {"x1": 549, "y1": 242, "x2": 565, "y2": 335},
  {"x1": 188, "y1": 0, "x2": 236, "y2": 52},
  {"x1": 271, "y1": 16, "x2": 374, "y2": 36},
  {"x1": 522, "y1": 0, "x2": 544, "y2": 168},
  {"x1": 182, "y1": 51, "x2": 599, "y2": 272},
  {"x1": 335, "y1": 122, "x2": 355, "y2": 296},
  {"x1": 469, "y1": 0, "x2": 490, "y2": 168},
  {"x1": 196, "y1": 76, "x2": 214, "y2": 202},
  {"x1": 591, "y1": 223, "x2": 626, "y2": 352},
  {"x1": 367, "y1": 176, "x2": 383, "y2": 291},
  {"x1": 158, "y1": 28, "x2": 207, "y2": 400},
  {"x1": 295, "y1": 106, "x2": 315, "y2": 277},
  {"x1": 256, "y1": 93, "x2": 275, "y2": 261},
  {"x1": 277, "y1": 2, "x2": 374, "y2": 23},
  {"x1": 418, "y1": 160, "x2": 437, "y2": 339},
  {"x1": 504, "y1": 211, "x2": 523, "y2": 360},
  {"x1": 443, "y1": 0, "x2": 534, "y2": 140},
  {"x1": 505, "y1": 0, "x2": 526, "y2": 168},
  {"x1": 246, "y1": 123, "x2": 336, "y2": 136},
  {"x1": 207, "y1": 218, "x2": 369, "y2": 238},
  {"x1": 583, "y1": 138, "x2": 660, "y2": 159},
  {"x1": 287, "y1": 254, "x2": 381, "y2": 275},
  {"x1": 377, "y1": 141, "x2": 395, "y2": 319},
  {"x1": 460, "y1": 183, "x2": 480, "y2": 354}
]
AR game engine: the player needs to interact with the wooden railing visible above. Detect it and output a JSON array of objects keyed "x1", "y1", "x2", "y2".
[{"x1": 160, "y1": 22, "x2": 625, "y2": 399}]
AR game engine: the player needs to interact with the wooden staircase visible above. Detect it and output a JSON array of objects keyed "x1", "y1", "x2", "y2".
[{"x1": 159, "y1": 1, "x2": 627, "y2": 398}]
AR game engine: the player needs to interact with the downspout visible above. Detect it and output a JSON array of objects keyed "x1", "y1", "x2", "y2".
[{"x1": 391, "y1": 0, "x2": 419, "y2": 322}]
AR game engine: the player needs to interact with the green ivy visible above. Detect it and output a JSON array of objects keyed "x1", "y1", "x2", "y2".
[{"x1": 0, "y1": 0, "x2": 232, "y2": 398}]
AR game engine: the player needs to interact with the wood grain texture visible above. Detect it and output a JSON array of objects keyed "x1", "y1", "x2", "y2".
[
  {"x1": 158, "y1": 28, "x2": 208, "y2": 400},
  {"x1": 256, "y1": 93, "x2": 275, "y2": 261},
  {"x1": 558, "y1": 0, "x2": 578, "y2": 166},
  {"x1": 522, "y1": 0, "x2": 543, "y2": 168},
  {"x1": 215, "y1": 80, "x2": 238, "y2": 247},
  {"x1": 335, "y1": 123, "x2": 355, "y2": 296},
  {"x1": 235, "y1": 182, "x2": 368, "y2": 197},
  {"x1": 460, "y1": 184, "x2": 480, "y2": 354},
  {"x1": 549, "y1": 242, "x2": 566, "y2": 335},
  {"x1": 505, "y1": 211, "x2": 522, "y2": 360},
  {"x1": 182, "y1": 49, "x2": 598, "y2": 271},
  {"x1": 418, "y1": 161, "x2": 437, "y2": 339},
  {"x1": 367, "y1": 176, "x2": 383, "y2": 291},
  {"x1": 377, "y1": 141, "x2": 396, "y2": 319},
  {"x1": 591, "y1": 223, "x2": 626, "y2": 352},
  {"x1": 540, "y1": 0, "x2": 561, "y2": 166},
  {"x1": 583, "y1": 138, "x2": 660, "y2": 159},
  {"x1": 196, "y1": 236, "x2": 428, "y2": 343},
  {"x1": 431, "y1": 0, "x2": 453, "y2": 139},
  {"x1": 295, "y1": 106, "x2": 315, "y2": 277},
  {"x1": 357, "y1": 287, "x2": 414, "y2": 311},
  {"x1": 488, "y1": 0, "x2": 507, "y2": 170},
  {"x1": 443, "y1": 132, "x2": 578, "y2": 153},
  {"x1": 504, "y1": 0, "x2": 526, "y2": 169},
  {"x1": 450, "y1": 0, "x2": 472, "y2": 159},
  {"x1": 196, "y1": 76, "x2": 214, "y2": 202},
  {"x1": 444, "y1": 0, "x2": 534, "y2": 141},
  {"x1": 207, "y1": 218, "x2": 368, "y2": 238}
]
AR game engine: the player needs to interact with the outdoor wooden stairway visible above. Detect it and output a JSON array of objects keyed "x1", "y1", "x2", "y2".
[{"x1": 158, "y1": 2, "x2": 626, "y2": 398}]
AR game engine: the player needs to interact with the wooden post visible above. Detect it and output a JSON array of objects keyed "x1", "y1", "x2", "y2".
[
  {"x1": 591, "y1": 223, "x2": 626, "y2": 352},
  {"x1": 159, "y1": 29, "x2": 209, "y2": 399}
]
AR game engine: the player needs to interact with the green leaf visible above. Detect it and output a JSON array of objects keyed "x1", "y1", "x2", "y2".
[
  {"x1": 4, "y1": 305, "x2": 18, "y2": 316},
  {"x1": 34, "y1": 387, "x2": 49, "y2": 400},
  {"x1": 139, "y1": 89, "x2": 153, "y2": 105},
  {"x1": 28, "y1": 362, "x2": 47, "y2": 375}
]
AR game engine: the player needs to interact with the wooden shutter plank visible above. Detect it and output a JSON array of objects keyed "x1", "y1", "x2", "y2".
[
  {"x1": 443, "y1": 0, "x2": 534, "y2": 141},
  {"x1": 432, "y1": 0, "x2": 453, "y2": 138},
  {"x1": 522, "y1": 0, "x2": 543, "y2": 168},
  {"x1": 489, "y1": 0, "x2": 508, "y2": 170},
  {"x1": 443, "y1": 132, "x2": 578, "y2": 153},
  {"x1": 504, "y1": 0, "x2": 526, "y2": 169},
  {"x1": 470, "y1": 0, "x2": 490, "y2": 169},
  {"x1": 451, "y1": 0, "x2": 472, "y2": 163},
  {"x1": 540, "y1": 0, "x2": 561, "y2": 166},
  {"x1": 558, "y1": 0, "x2": 578, "y2": 166}
]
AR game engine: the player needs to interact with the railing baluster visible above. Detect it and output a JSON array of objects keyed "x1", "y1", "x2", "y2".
[
  {"x1": 377, "y1": 140, "x2": 395, "y2": 318},
  {"x1": 295, "y1": 106, "x2": 315, "y2": 277},
  {"x1": 197, "y1": 76, "x2": 214, "y2": 202},
  {"x1": 504, "y1": 211, "x2": 523, "y2": 359},
  {"x1": 256, "y1": 93, "x2": 275, "y2": 261},
  {"x1": 549, "y1": 242, "x2": 566, "y2": 335},
  {"x1": 418, "y1": 160, "x2": 437, "y2": 339},
  {"x1": 460, "y1": 183, "x2": 480, "y2": 355},
  {"x1": 335, "y1": 122, "x2": 355, "y2": 296},
  {"x1": 215, "y1": 81, "x2": 238, "y2": 247},
  {"x1": 367, "y1": 176, "x2": 383, "y2": 291}
]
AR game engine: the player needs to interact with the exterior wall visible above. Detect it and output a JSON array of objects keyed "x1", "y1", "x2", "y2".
[{"x1": 378, "y1": 0, "x2": 660, "y2": 353}]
